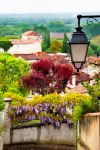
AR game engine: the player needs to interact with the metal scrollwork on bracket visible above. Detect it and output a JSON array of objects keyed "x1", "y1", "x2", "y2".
[
  {"x1": 87, "y1": 17, "x2": 100, "y2": 25},
  {"x1": 77, "y1": 14, "x2": 100, "y2": 27}
]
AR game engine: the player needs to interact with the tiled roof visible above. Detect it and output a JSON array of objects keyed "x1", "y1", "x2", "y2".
[
  {"x1": 22, "y1": 30, "x2": 41, "y2": 36},
  {"x1": 76, "y1": 72, "x2": 91, "y2": 83},
  {"x1": 88, "y1": 56, "x2": 100, "y2": 65},
  {"x1": 13, "y1": 53, "x2": 38, "y2": 60},
  {"x1": 68, "y1": 72, "x2": 91, "y2": 87},
  {"x1": 11, "y1": 39, "x2": 38, "y2": 45},
  {"x1": 50, "y1": 32, "x2": 64, "y2": 39},
  {"x1": 93, "y1": 72, "x2": 100, "y2": 79},
  {"x1": 81, "y1": 64, "x2": 100, "y2": 77},
  {"x1": 69, "y1": 85, "x2": 88, "y2": 94},
  {"x1": 50, "y1": 32, "x2": 71, "y2": 39},
  {"x1": 14, "y1": 53, "x2": 47, "y2": 60}
]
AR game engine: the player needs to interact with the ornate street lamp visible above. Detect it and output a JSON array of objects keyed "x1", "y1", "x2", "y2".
[{"x1": 69, "y1": 14, "x2": 100, "y2": 72}]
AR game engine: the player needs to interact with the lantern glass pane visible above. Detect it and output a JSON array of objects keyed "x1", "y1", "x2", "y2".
[
  {"x1": 71, "y1": 44, "x2": 88, "y2": 62},
  {"x1": 74, "y1": 63, "x2": 82, "y2": 69}
]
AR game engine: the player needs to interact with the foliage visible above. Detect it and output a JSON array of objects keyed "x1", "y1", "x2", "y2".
[
  {"x1": 0, "y1": 15, "x2": 100, "y2": 38},
  {"x1": 73, "y1": 105, "x2": 83, "y2": 122},
  {"x1": 87, "y1": 46, "x2": 95, "y2": 56},
  {"x1": 4, "y1": 92, "x2": 26, "y2": 107},
  {"x1": 42, "y1": 28, "x2": 50, "y2": 51},
  {"x1": 0, "y1": 15, "x2": 74, "y2": 36},
  {"x1": 0, "y1": 126, "x2": 4, "y2": 135},
  {"x1": 0, "y1": 53, "x2": 29, "y2": 96},
  {"x1": 83, "y1": 81, "x2": 100, "y2": 111},
  {"x1": 84, "y1": 23, "x2": 100, "y2": 39},
  {"x1": 13, "y1": 120, "x2": 41, "y2": 128},
  {"x1": 0, "y1": 91, "x2": 5, "y2": 112},
  {"x1": 62, "y1": 33, "x2": 69, "y2": 53},
  {"x1": 87, "y1": 41, "x2": 100, "y2": 57},
  {"x1": 48, "y1": 20, "x2": 72, "y2": 32},
  {"x1": 8, "y1": 92, "x2": 92, "y2": 127},
  {"x1": 21, "y1": 58, "x2": 73, "y2": 95},
  {"x1": 73, "y1": 97, "x2": 93, "y2": 121},
  {"x1": 91, "y1": 36, "x2": 100, "y2": 56},
  {"x1": 0, "y1": 36, "x2": 20, "y2": 41},
  {"x1": 48, "y1": 39, "x2": 62, "y2": 53},
  {"x1": 0, "y1": 40, "x2": 13, "y2": 52}
]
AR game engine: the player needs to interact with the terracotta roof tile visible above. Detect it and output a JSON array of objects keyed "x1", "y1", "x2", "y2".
[
  {"x1": 11, "y1": 39, "x2": 38, "y2": 44},
  {"x1": 22, "y1": 30, "x2": 41, "y2": 36},
  {"x1": 93, "y1": 72, "x2": 100, "y2": 79},
  {"x1": 88, "y1": 56, "x2": 100, "y2": 65},
  {"x1": 69, "y1": 85, "x2": 88, "y2": 94},
  {"x1": 76, "y1": 72, "x2": 91, "y2": 83},
  {"x1": 50, "y1": 32, "x2": 64, "y2": 39},
  {"x1": 13, "y1": 54, "x2": 38, "y2": 60},
  {"x1": 50, "y1": 32, "x2": 71, "y2": 39}
]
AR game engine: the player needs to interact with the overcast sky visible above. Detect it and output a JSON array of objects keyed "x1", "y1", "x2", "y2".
[{"x1": 0, "y1": 0, "x2": 100, "y2": 14}]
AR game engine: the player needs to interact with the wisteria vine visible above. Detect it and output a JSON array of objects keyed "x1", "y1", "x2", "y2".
[{"x1": 8, "y1": 93, "x2": 92, "y2": 127}]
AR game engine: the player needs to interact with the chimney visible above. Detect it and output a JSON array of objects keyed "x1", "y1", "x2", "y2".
[{"x1": 71, "y1": 75, "x2": 76, "y2": 88}]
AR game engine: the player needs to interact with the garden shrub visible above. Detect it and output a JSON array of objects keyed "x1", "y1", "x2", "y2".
[
  {"x1": 4, "y1": 92, "x2": 26, "y2": 106},
  {"x1": 73, "y1": 96, "x2": 93, "y2": 121},
  {"x1": 0, "y1": 91, "x2": 5, "y2": 112},
  {"x1": 8, "y1": 92, "x2": 93, "y2": 127},
  {"x1": 0, "y1": 52, "x2": 29, "y2": 96},
  {"x1": 21, "y1": 58, "x2": 73, "y2": 95},
  {"x1": 83, "y1": 81, "x2": 100, "y2": 111}
]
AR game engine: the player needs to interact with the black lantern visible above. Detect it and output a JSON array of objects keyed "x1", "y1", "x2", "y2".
[
  {"x1": 69, "y1": 27, "x2": 89, "y2": 72},
  {"x1": 69, "y1": 14, "x2": 100, "y2": 72}
]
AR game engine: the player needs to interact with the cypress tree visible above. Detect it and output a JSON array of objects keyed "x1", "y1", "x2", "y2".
[
  {"x1": 46, "y1": 29, "x2": 50, "y2": 49},
  {"x1": 42, "y1": 28, "x2": 50, "y2": 52},
  {"x1": 62, "y1": 33, "x2": 69, "y2": 53}
]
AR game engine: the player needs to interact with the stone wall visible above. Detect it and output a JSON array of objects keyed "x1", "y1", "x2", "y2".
[
  {"x1": 77, "y1": 112, "x2": 100, "y2": 150},
  {"x1": 3, "y1": 144, "x2": 74, "y2": 150},
  {"x1": 0, "y1": 132, "x2": 4, "y2": 150},
  {"x1": 2, "y1": 98, "x2": 75, "y2": 147},
  {"x1": 4, "y1": 123, "x2": 74, "y2": 146}
]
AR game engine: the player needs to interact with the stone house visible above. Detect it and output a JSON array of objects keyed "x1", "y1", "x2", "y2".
[{"x1": 8, "y1": 30, "x2": 42, "y2": 54}]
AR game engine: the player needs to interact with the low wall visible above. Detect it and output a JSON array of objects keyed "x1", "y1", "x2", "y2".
[
  {"x1": 0, "y1": 133, "x2": 4, "y2": 150},
  {"x1": 3, "y1": 144, "x2": 74, "y2": 150},
  {"x1": 4, "y1": 123, "x2": 74, "y2": 146},
  {"x1": 0, "y1": 112, "x2": 4, "y2": 150},
  {"x1": 2, "y1": 98, "x2": 75, "y2": 149},
  {"x1": 77, "y1": 112, "x2": 100, "y2": 150}
]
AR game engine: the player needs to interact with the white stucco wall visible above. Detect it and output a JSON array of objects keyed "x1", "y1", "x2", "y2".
[
  {"x1": 82, "y1": 65, "x2": 100, "y2": 77},
  {"x1": 22, "y1": 35, "x2": 41, "y2": 40},
  {"x1": 8, "y1": 42, "x2": 42, "y2": 54}
]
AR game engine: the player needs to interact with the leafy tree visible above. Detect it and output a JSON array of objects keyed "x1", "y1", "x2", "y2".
[
  {"x1": 22, "y1": 58, "x2": 73, "y2": 95},
  {"x1": 84, "y1": 23, "x2": 100, "y2": 38},
  {"x1": 48, "y1": 39, "x2": 62, "y2": 53},
  {"x1": 62, "y1": 33, "x2": 69, "y2": 53},
  {"x1": 0, "y1": 53, "x2": 29, "y2": 96},
  {"x1": 42, "y1": 28, "x2": 50, "y2": 51},
  {"x1": 48, "y1": 20, "x2": 69, "y2": 32},
  {"x1": 0, "y1": 40, "x2": 13, "y2": 52},
  {"x1": 87, "y1": 46, "x2": 95, "y2": 56},
  {"x1": 91, "y1": 36, "x2": 100, "y2": 57}
]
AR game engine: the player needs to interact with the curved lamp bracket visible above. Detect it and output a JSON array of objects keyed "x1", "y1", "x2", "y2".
[{"x1": 77, "y1": 14, "x2": 100, "y2": 27}]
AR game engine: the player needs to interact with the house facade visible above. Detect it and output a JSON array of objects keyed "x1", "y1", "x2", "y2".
[{"x1": 8, "y1": 30, "x2": 42, "y2": 54}]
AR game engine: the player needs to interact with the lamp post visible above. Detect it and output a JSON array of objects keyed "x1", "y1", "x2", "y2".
[{"x1": 69, "y1": 14, "x2": 100, "y2": 72}]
